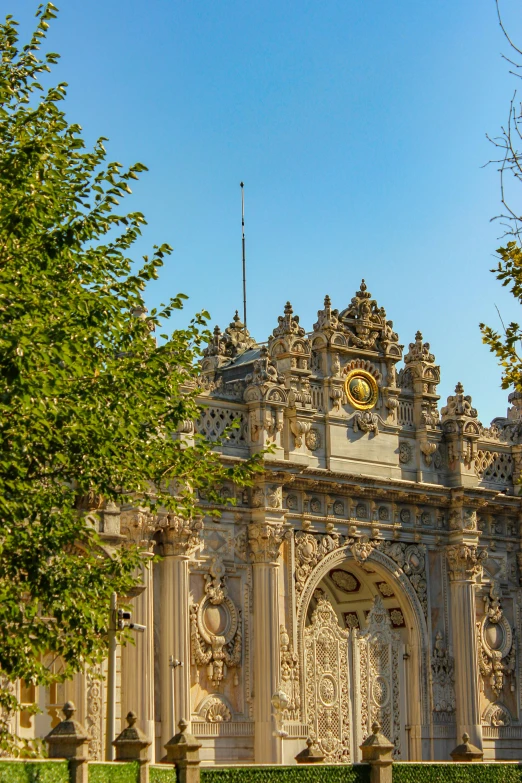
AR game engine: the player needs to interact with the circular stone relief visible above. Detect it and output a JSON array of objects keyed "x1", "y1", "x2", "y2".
[
  {"x1": 319, "y1": 674, "x2": 337, "y2": 707},
  {"x1": 344, "y1": 369, "x2": 379, "y2": 411},
  {"x1": 371, "y1": 676, "x2": 389, "y2": 708}
]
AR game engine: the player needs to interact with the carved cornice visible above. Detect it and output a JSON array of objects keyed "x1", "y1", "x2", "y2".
[
  {"x1": 248, "y1": 522, "x2": 286, "y2": 564},
  {"x1": 446, "y1": 544, "x2": 487, "y2": 582},
  {"x1": 156, "y1": 514, "x2": 203, "y2": 557}
]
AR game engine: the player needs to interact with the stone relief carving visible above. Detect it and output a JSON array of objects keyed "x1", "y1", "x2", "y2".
[
  {"x1": 351, "y1": 536, "x2": 375, "y2": 565},
  {"x1": 399, "y1": 442, "x2": 412, "y2": 464},
  {"x1": 305, "y1": 427, "x2": 321, "y2": 451},
  {"x1": 156, "y1": 514, "x2": 203, "y2": 557},
  {"x1": 352, "y1": 410, "x2": 379, "y2": 436},
  {"x1": 86, "y1": 663, "x2": 104, "y2": 760},
  {"x1": 420, "y1": 440, "x2": 437, "y2": 467},
  {"x1": 248, "y1": 522, "x2": 285, "y2": 564},
  {"x1": 477, "y1": 582, "x2": 516, "y2": 698},
  {"x1": 190, "y1": 556, "x2": 242, "y2": 688},
  {"x1": 197, "y1": 695, "x2": 232, "y2": 723},
  {"x1": 446, "y1": 545, "x2": 487, "y2": 582},
  {"x1": 294, "y1": 532, "x2": 429, "y2": 617},
  {"x1": 294, "y1": 532, "x2": 347, "y2": 598},
  {"x1": 431, "y1": 631, "x2": 455, "y2": 714},
  {"x1": 378, "y1": 542, "x2": 428, "y2": 617},
  {"x1": 279, "y1": 625, "x2": 300, "y2": 722},
  {"x1": 482, "y1": 701, "x2": 512, "y2": 727},
  {"x1": 290, "y1": 419, "x2": 312, "y2": 449}
]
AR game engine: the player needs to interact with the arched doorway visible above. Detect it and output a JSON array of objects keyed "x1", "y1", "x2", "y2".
[{"x1": 297, "y1": 546, "x2": 429, "y2": 763}]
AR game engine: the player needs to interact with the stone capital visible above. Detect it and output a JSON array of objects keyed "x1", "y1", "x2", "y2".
[
  {"x1": 446, "y1": 543, "x2": 487, "y2": 582},
  {"x1": 157, "y1": 515, "x2": 202, "y2": 557},
  {"x1": 248, "y1": 522, "x2": 286, "y2": 564}
]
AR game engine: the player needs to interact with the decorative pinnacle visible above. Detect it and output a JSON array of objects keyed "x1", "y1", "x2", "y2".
[
  {"x1": 462, "y1": 733, "x2": 470, "y2": 743},
  {"x1": 455, "y1": 382, "x2": 464, "y2": 394},
  {"x1": 178, "y1": 718, "x2": 188, "y2": 733},
  {"x1": 284, "y1": 301, "x2": 293, "y2": 315},
  {"x1": 360, "y1": 279, "x2": 367, "y2": 292},
  {"x1": 126, "y1": 711, "x2": 137, "y2": 727},
  {"x1": 324, "y1": 294, "x2": 331, "y2": 307},
  {"x1": 415, "y1": 331, "x2": 423, "y2": 341},
  {"x1": 371, "y1": 721, "x2": 381, "y2": 735},
  {"x1": 213, "y1": 324, "x2": 221, "y2": 335},
  {"x1": 234, "y1": 310, "x2": 240, "y2": 322},
  {"x1": 63, "y1": 701, "x2": 76, "y2": 720}
]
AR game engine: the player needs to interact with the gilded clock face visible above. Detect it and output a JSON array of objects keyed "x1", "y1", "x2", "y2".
[{"x1": 344, "y1": 369, "x2": 378, "y2": 410}]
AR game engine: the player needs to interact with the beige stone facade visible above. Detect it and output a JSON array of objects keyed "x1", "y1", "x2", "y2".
[{"x1": 14, "y1": 280, "x2": 522, "y2": 763}]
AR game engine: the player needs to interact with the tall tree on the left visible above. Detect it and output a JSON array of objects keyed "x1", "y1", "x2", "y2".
[{"x1": 0, "y1": 4, "x2": 261, "y2": 755}]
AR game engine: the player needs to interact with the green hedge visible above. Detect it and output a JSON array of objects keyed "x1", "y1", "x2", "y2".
[
  {"x1": 393, "y1": 764, "x2": 522, "y2": 783},
  {"x1": 149, "y1": 767, "x2": 177, "y2": 783},
  {"x1": 0, "y1": 760, "x2": 69, "y2": 783},
  {"x1": 201, "y1": 765, "x2": 370, "y2": 783},
  {"x1": 88, "y1": 762, "x2": 139, "y2": 783}
]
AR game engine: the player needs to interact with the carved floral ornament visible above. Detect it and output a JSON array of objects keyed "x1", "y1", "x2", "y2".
[
  {"x1": 446, "y1": 544, "x2": 487, "y2": 581},
  {"x1": 477, "y1": 582, "x2": 516, "y2": 698},
  {"x1": 248, "y1": 522, "x2": 286, "y2": 563},
  {"x1": 156, "y1": 514, "x2": 203, "y2": 557},
  {"x1": 294, "y1": 531, "x2": 428, "y2": 616},
  {"x1": 190, "y1": 556, "x2": 242, "y2": 688},
  {"x1": 431, "y1": 631, "x2": 456, "y2": 713}
]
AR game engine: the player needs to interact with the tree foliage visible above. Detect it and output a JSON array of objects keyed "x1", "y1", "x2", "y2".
[
  {"x1": 0, "y1": 4, "x2": 261, "y2": 754},
  {"x1": 480, "y1": 2, "x2": 522, "y2": 388}
]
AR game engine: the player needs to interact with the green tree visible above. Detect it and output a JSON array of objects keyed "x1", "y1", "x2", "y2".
[
  {"x1": 0, "y1": 4, "x2": 261, "y2": 754},
  {"x1": 480, "y1": 2, "x2": 522, "y2": 389}
]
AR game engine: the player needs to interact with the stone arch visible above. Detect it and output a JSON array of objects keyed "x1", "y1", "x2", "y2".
[{"x1": 296, "y1": 543, "x2": 430, "y2": 733}]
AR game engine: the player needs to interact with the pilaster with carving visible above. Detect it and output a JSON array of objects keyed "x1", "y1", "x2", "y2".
[
  {"x1": 446, "y1": 541, "x2": 487, "y2": 749},
  {"x1": 248, "y1": 484, "x2": 286, "y2": 763},
  {"x1": 158, "y1": 515, "x2": 202, "y2": 750}
]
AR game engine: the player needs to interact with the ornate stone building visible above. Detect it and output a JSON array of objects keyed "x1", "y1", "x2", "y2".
[{"x1": 13, "y1": 280, "x2": 522, "y2": 763}]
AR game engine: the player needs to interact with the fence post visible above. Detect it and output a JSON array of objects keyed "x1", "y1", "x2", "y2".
[
  {"x1": 360, "y1": 721, "x2": 394, "y2": 783},
  {"x1": 113, "y1": 711, "x2": 152, "y2": 783},
  {"x1": 45, "y1": 701, "x2": 89, "y2": 783},
  {"x1": 450, "y1": 733, "x2": 484, "y2": 762},
  {"x1": 163, "y1": 718, "x2": 201, "y2": 783},
  {"x1": 295, "y1": 738, "x2": 325, "y2": 764}
]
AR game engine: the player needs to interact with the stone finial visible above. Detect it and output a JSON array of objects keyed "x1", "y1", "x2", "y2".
[
  {"x1": 450, "y1": 732, "x2": 483, "y2": 762},
  {"x1": 295, "y1": 737, "x2": 325, "y2": 764},
  {"x1": 360, "y1": 721, "x2": 394, "y2": 782},
  {"x1": 113, "y1": 710, "x2": 151, "y2": 761},
  {"x1": 45, "y1": 702, "x2": 89, "y2": 783},
  {"x1": 163, "y1": 718, "x2": 202, "y2": 766},
  {"x1": 45, "y1": 701, "x2": 88, "y2": 760}
]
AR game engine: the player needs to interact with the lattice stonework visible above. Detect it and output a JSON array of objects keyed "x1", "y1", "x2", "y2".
[
  {"x1": 354, "y1": 596, "x2": 402, "y2": 759},
  {"x1": 196, "y1": 407, "x2": 247, "y2": 445},
  {"x1": 304, "y1": 597, "x2": 351, "y2": 763},
  {"x1": 475, "y1": 450, "x2": 513, "y2": 482}
]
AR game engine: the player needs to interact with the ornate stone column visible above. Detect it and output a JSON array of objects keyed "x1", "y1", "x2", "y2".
[
  {"x1": 446, "y1": 543, "x2": 487, "y2": 749},
  {"x1": 158, "y1": 516, "x2": 202, "y2": 753},
  {"x1": 249, "y1": 508, "x2": 286, "y2": 764}
]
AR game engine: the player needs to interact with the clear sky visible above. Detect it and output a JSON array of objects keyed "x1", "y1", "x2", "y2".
[{"x1": 13, "y1": 0, "x2": 522, "y2": 424}]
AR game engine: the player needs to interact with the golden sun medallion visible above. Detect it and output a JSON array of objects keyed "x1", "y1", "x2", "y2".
[{"x1": 344, "y1": 369, "x2": 378, "y2": 410}]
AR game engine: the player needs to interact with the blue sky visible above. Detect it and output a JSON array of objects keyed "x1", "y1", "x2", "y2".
[{"x1": 14, "y1": 0, "x2": 522, "y2": 424}]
